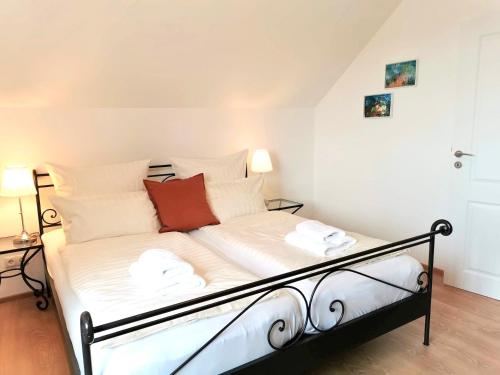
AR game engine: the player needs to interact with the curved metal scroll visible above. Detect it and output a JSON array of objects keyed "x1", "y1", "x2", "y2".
[
  {"x1": 308, "y1": 270, "x2": 346, "y2": 333},
  {"x1": 308, "y1": 267, "x2": 429, "y2": 333},
  {"x1": 266, "y1": 286, "x2": 309, "y2": 351},
  {"x1": 42, "y1": 208, "x2": 61, "y2": 227},
  {"x1": 20, "y1": 248, "x2": 49, "y2": 310},
  {"x1": 172, "y1": 285, "x2": 310, "y2": 374},
  {"x1": 0, "y1": 247, "x2": 48, "y2": 310},
  {"x1": 432, "y1": 219, "x2": 453, "y2": 236}
]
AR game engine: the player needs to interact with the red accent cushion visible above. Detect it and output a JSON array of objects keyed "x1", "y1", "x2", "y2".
[{"x1": 144, "y1": 174, "x2": 219, "y2": 232}]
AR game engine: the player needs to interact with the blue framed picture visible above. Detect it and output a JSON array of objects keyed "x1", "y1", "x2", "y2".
[
  {"x1": 364, "y1": 94, "x2": 392, "y2": 118},
  {"x1": 385, "y1": 60, "x2": 417, "y2": 88}
]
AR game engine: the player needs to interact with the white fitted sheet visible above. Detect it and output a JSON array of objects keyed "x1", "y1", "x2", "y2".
[
  {"x1": 191, "y1": 211, "x2": 424, "y2": 333},
  {"x1": 43, "y1": 229, "x2": 303, "y2": 375}
]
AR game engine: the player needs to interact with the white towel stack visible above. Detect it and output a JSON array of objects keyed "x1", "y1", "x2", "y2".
[
  {"x1": 285, "y1": 220, "x2": 357, "y2": 256},
  {"x1": 129, "y1": 249, "x2": 206, "y2": 291}
]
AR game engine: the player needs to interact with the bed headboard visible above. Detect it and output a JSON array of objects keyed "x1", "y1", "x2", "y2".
[{"x1": 33, "y1": 164, "x2": 175, "y2": 236}]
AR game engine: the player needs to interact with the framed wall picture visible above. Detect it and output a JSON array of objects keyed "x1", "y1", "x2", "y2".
[
  {"x1": 364, "y1": 93, "x2": 392, "y2": 118},
  {"x1": 385, "y1": 59, "x2": 417, "y2": 88}
]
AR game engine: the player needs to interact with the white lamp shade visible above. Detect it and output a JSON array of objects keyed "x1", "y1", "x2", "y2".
[
  {"x1": 251, "y1": 149, "x2": 273, "y2": 173},
  {"x1": 0, "y1": 166, "x2": 37, "y2": 197}
]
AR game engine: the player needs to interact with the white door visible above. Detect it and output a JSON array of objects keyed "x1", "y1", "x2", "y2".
[{"x1": 448, "y1": 14, "x2": 500, "y2": 300}]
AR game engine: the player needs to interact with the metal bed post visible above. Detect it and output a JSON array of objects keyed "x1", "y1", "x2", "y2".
[
  {"x1": 424, "y1": 219, "x2": 452, "y2": 346},
  {"x1": 81, "y1": 311, "x2": 94, "y2": 375},
  {"x1": 32, "y1": 170, "x2": 52, "y2": 300},
  {"x1": 423, "y1": 233, "x2": 434, "y2": 346}
]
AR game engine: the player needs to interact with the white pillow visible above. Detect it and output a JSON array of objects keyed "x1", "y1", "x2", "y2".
[
  {"x1": 171, "y1": 150, "x2": 247, "y2": 183},
  {"x1": 46, "y1": 159, "x2": 151, "y2": 197},
  {"x1": 205, "y1": 175, "x2": 267, "y2": 223},
  {"x1": 51, "y1": 191, "x2": 159, "y2": 243}
]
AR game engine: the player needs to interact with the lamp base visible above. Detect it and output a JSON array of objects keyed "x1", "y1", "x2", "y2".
[{"x1": 13, "y1": 231, "x2": 35, "y2": 245}]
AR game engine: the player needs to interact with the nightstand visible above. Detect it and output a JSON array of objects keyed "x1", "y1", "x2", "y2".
[
  {"x1": 266, "y1": 198, "x2": 304, "y2": 214},
  {"x1": 0, "y1": 234, "x2": 49, "y2": 310}
]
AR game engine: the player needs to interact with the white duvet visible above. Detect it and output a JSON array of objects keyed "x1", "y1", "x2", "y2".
[{"x1": 59, "y1": 231, "x2": 271, "y2": 347}]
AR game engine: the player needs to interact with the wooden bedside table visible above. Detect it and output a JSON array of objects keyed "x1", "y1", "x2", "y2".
[
  {"x1": 265, "y1": 198, "x2": 304, "y2": 214},
  {"x1": 0, "y1": 234, "x2": 49, "y2": 310}
]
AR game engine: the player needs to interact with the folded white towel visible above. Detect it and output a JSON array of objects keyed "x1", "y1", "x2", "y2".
[
  {"x1": 285, "y1": 231, "x2": 357, "y2": 257},
  {"x1": 129, "y1": 248, "x2": 206, "y2": 291},
  {"x1": 296, "y1": 220, "x2": 346, "y2": 244}
]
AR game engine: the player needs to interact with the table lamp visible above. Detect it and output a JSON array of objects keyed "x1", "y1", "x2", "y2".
[
  {"x1": 251, "y1": 149, "x2": 273, "y2": 174},
  {"x1": 251, "y1": 149, "x2": 273, "y2": 205},
  {"x1": 0, "y1": 166, "x2": 37, "y2": 244}
]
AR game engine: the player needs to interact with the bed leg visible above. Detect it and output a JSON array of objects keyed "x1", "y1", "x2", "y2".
[
  {"x1": 423, "y1": 312, "x2": 431, "y2": 346},
  {"x1": 81, "y1": 311, "x2": 94, "y2": 375},
  {"x1": 423, "y1": 244, "x2": 434, "y2": 346},
  {"x1": 424, "y1": 220, "x2": 452, "y2": 346}
]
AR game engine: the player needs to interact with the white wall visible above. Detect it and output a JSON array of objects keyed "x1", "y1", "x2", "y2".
[
  {"x1": 0, "y1": 108, "x2": 314, "y2": 298},
  {"x1": 313, "y1": 0, "x2": 500, "y2": 268}
]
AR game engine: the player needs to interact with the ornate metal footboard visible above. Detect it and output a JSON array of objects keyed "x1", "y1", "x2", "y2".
[
  {"x1": 33, "y1": 167, "x2": 451, "y2": 374},
  {"x1": 79, "y1": 220, "x2": 451, "y2": 375}
]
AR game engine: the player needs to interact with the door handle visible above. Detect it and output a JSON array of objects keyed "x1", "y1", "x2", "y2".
[{"x1": 454, "y1": 150, "x2": 475, "y2": 158}]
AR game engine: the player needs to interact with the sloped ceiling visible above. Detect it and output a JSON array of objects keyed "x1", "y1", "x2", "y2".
[{"x1": 0, "y1": 0, "x2": 400, "y2": 108}]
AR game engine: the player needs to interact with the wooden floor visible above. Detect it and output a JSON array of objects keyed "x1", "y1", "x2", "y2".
[{"x1": 0, "y1": 275, "x2": 499, "y2": 375}]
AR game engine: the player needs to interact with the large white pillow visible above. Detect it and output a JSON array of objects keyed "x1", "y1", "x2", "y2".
[
  {"x1": 205, "y1": 175, "x2": 267, "y2": 223},
  {"x1": 46, "y1": 159, "x2": 150, "y2": 197},
  {"x1": 171, "y1": 150, "x2": 247, "y2": 183},
  {"x1": 51, "y1": 191, "x2": 159, "y2": 243}
]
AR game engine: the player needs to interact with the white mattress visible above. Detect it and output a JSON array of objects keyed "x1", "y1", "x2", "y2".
[
  {"x1": 191, "y1": 211, "x2": 424, "y2": 333},
  {"x1": 43, "y1": 229, "x2": 303, "y2": 375}
]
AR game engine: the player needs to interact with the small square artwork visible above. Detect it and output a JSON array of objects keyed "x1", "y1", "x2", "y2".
[
  {"x1": 364, "y1": 94, "x2": 392, "y2": 118},
  {"x1": 385, "y1": 60, "x2": 417, "y2": 88}
]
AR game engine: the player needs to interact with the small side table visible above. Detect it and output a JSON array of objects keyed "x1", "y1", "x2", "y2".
[
  {"x1": 266, "y1": 198, "x2": 304, "y2": 214},
  {"x1": 0, "y1": 234, "x2": 49, "y2": 310}
]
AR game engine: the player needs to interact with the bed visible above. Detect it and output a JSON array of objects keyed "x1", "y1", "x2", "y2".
[{"x1": 33, "y1": 163, "x2": 452, "y2": 374}]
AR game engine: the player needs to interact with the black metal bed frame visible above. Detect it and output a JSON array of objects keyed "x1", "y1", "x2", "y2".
[{"x1": 33, "y1": 165, "x2": 452, "y2": 375}]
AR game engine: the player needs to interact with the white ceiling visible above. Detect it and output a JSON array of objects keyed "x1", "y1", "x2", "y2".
[{"x1": 0, "y1": 0, "x2": 400, "y2": 108}]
